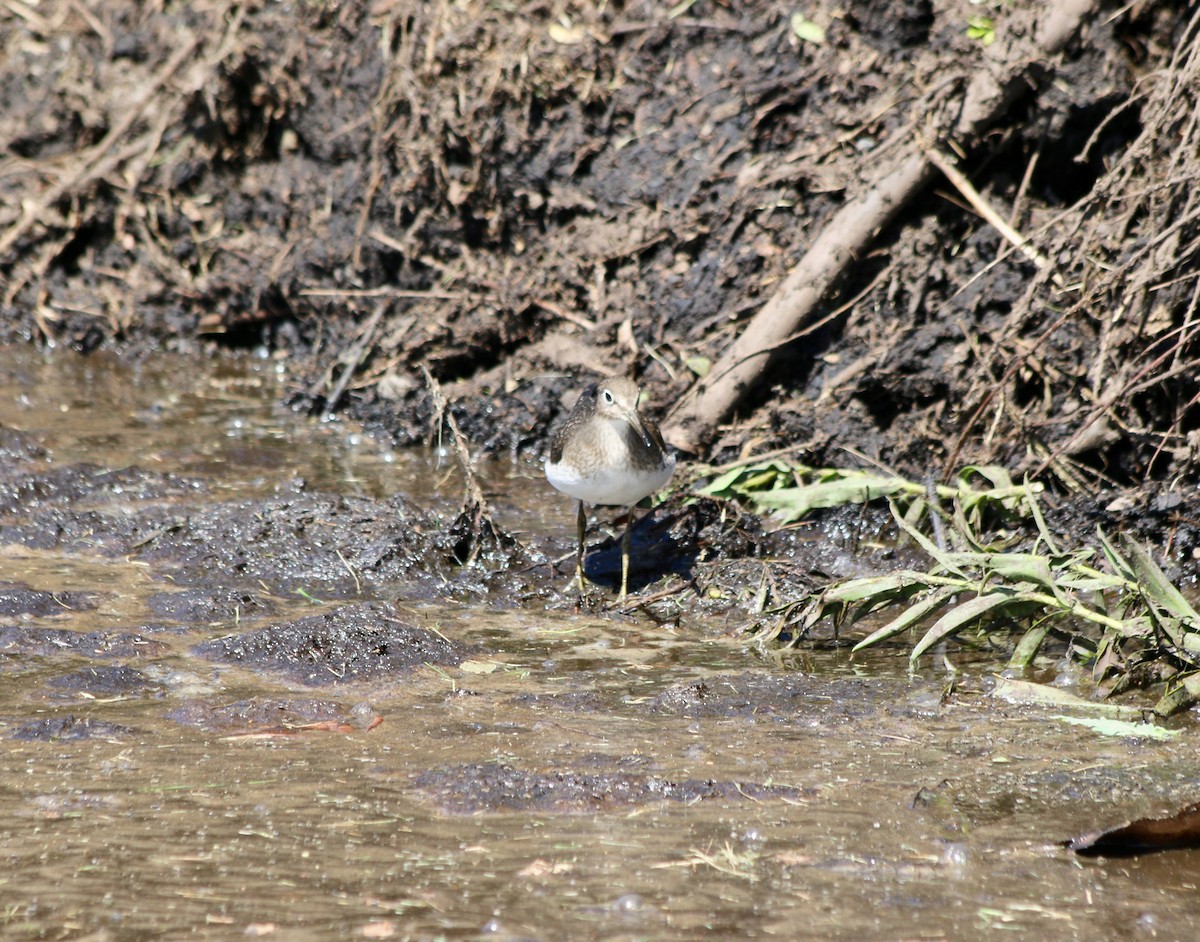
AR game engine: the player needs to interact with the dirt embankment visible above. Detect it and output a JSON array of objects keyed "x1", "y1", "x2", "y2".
[{"x1": 2, "y1": 2, "x2": 1198, "y2": 547}]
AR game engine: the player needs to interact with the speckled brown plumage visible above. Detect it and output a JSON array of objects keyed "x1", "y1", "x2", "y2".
[{"x1": 544, "y1": 376, "x2": 675, "y2": 600}]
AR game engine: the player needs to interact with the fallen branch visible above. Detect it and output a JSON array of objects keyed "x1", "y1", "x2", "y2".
[{"x1": 661, "y1": 0, "x2": 1101, "y2": 455}]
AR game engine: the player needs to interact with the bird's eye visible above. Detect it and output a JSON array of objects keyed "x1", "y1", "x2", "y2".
[{"x1": 603, "y1": 390, "x2": 614, "y2": 403}]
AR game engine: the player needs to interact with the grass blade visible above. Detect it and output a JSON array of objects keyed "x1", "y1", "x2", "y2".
[
  {"x1": 853, "y1": 587, "x2": 958, "y2": 651},
  {"x1": 910, "y1": 590, "x2": 1037, "y2": 664},
  {"x1": 1024, "y1": 480, "x2": 1060, "y2": 556},
  {"x1": 1007, "y1": 613, "x2": 1059, "y2": 670},
  {"x1": 1122, "y1": 537, "x2": 1200, "y2": 661}
]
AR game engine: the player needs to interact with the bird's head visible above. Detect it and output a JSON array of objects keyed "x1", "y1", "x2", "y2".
[{"x1": 595, "y1": 377, "x2": 652, "y2": 447}]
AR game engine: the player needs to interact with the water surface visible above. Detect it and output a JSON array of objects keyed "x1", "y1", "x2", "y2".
[{"x1": 1, "y1": 348, "x2": 1198, "y2": 941}]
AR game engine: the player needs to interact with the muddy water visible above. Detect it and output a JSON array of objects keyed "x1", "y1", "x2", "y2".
[{"x1": 2, "y1": 349, "x2": 1199, "y2": 941}]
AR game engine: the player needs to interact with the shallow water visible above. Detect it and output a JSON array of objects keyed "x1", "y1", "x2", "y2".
[{"x1": 2, "y1": 348, "x2": 1199, "y2": 941}]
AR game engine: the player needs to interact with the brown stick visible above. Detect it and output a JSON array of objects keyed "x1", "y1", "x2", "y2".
[
  {"x1": 660, "y1": 0, "x2": 1100, "y2": 455},
  {"x1": 924, "y1": 146, "x2": 1056, "y2": 276}
]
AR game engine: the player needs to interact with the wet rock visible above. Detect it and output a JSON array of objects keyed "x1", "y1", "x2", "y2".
[
  {"x1": 132, "y1": 493, "x2": 448, "y2": 596},
  {"x1": 0, "y1": 625, "x2": 169, "y2": 661},
  {"x1": 192, "y1": 602, "x2": 465, "y2": 686},
  {"x1": 166, "y1": 696, "x2": 376, "y2": 732},
  {"x1": 45, "y1": 665, "x2": 158, "y2": 697},
  {"x1": 649, "y1": 672, "x2": 885, "y2": 721},
  {"x1": 0, "y1": 424, "x2": 47, "y2": 462},
  {"x1": 8, "y1": 715, "x2": 134, "y2": 741},
  {"x1": 414, "y1": 761, "x2": 813, "y2": 814},
  {"x1": 147, "y1": 587, "x2": 276, "y2": 623},
  {"x1": 0, "y1": 581, "x2": 98, "y2": 617},
  {"x1": 0, "y1": 462, "x2": 202, "y2": 515}
]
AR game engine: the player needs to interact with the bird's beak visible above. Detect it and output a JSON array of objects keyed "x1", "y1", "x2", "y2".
[{"x1": 623, "y1": 406, "x2": 655, "y2": 450}]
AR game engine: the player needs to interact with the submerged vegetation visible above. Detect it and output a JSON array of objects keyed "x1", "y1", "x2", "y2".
[{"x1": 703, "y1": 461, "x2": 1200, "y2": 716}]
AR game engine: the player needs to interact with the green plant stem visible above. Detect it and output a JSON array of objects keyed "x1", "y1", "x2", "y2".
[{"x1": 892, "y1": 573, "x2": 1134, "y2": 633}]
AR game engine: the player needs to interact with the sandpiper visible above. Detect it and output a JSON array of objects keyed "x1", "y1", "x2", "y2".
[{"x1": 545, "y1": 376, "x2": 676, "y2": 600}]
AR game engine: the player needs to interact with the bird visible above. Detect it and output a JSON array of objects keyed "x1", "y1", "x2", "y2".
[{"x1": 545, "y1": 376, "x2": 676, "y2": 600}]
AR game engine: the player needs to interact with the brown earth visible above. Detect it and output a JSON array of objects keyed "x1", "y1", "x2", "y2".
[{"x1": 2, "y1": 1, "x2": 1199, "y2": 558}]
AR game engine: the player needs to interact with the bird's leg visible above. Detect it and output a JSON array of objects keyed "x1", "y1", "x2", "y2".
[
  {"x1": 575, "y1": 500, "x2": 588, "y2": 596},
  {"x1": 619, "y1": 506, "x2": 635, "y2": 602}
]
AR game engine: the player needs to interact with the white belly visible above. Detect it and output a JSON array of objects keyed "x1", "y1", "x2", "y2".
[{"x1": 545, "y1": 453, "x2": 675, "y2": 507}]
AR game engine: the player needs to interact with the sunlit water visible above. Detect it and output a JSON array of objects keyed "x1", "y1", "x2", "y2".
[{"x1": 1, "y1": 348, "x2": 1199, "y2": 941}]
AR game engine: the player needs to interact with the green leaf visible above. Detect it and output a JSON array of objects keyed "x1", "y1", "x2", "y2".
[
  {"x1": 853, "y1": 587, "x2": 958, "y2": 651},
  {"x1": 748, "y1": 474, "x2": 912, "y2": 521},
  {"x1": 698, "y1": 460, "x2": 790, "y2": 497},
  {"x1": 740, "y1": 468, "x2": 788, "y2": 491},
  {"x1": 910, "y1": 591, "x2": 1035, "y2": 663},
  {"x1": 699, "y1": 465, "x2": 750, "y2": 496},
  {"x1": 890, "y1": 498, "x2": 957, "y2": 568},
  {"x1": 1122, "y1": 537, "x2": 1200, "y2": 658},
  {"x1": 822, "y1": 572, "x2": 927, "y2": 605},
  {"x1": 790, "y1": 13, "x2": 826, "y2": 45},
  {"x1": 1053, "y1": 715, "x2": 1180, "y2": 741},
  {"x1": 1024, "y1": 481, "x2": 1060, "y2": 556},
  {"x1": 957, "y1": 464, "x2": 1016, "y2": 491},
  {"x1": 950, "y1": 502, "x2": 990, "y2": 552},
  {"x1": 1007, "y1": 614, "x2": 1058, "y2": 670},
  {"x1": 901, "y1": 495, "x2": 927, "y2": 531},
  {"x1": 667, "y1": 0, "x2": 700, "y2": 18},
  {"x1": 1153, "y1": 672, "x2": 1200, "y2": 717},
  {"x1": 1123, "y1": 538, "x2": 1200, "y2": 621},
  {"x1": 1097, "y1": 527, "x2": 1135, "y2": 581},
  {"x1": 990, "y1": 677, "x2": 1143, "y2": 717},
  {"x1": 985, "y1": 553, "x2": 1061, "y2": 596},
  {"x1": 966, "y1": 15, "x2": 996, "y2": 46}
]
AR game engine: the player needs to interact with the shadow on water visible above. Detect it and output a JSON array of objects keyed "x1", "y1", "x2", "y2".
[
  {"x1": 2, "y1": 348, "x2": 1200, "y2": 940},
  {"x1": 577, "y1": 507, "x2": 698, "y2": 595}
]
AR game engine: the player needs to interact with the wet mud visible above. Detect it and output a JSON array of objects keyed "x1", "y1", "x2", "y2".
[
  {"x1": 0, "y1": 345, "x2": 900, "y2": 636},
  {"x1": 193, "y1": 602, "x2": 467, "y2": 686},
  {"x1": 10, "y1": 715, "x2": 135, "y2": 743},
  {"x1": 0, "y1": 624, "x2": 168, "y2": 664},
  {"x1": 0, "y1": 580, "x2": 96, "y2": 616},
  {"x1": 166, "y1": 697, "x2": 381, "y2": 735}
]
